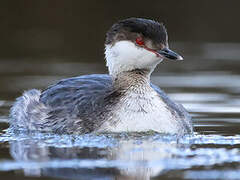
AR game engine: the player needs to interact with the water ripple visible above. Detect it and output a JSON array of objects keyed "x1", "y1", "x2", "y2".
[{"x1": 0, "y1": 132, "x2": 240, "y2": 178}]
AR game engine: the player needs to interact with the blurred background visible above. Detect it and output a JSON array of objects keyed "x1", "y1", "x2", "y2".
[{"x1": 0, "y1": 0, "x2": 239, "y2": 58}]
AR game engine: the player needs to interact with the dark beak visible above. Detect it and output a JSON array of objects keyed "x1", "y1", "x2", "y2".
[{"x1": 157, "y1": 48, "x2": 183, "y2": 60}]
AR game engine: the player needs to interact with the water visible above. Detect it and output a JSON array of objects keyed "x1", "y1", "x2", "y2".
[{"x1": 1, "y1": 43, "x2": 240, "y2": 179}]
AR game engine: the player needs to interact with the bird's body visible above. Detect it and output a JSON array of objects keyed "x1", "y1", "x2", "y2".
[
  {"x1": 10, "y1": 73, "x2": 192, "y2": 134},
  {"x1": 9, "y1": 18, "x2": 193, "y2": 135}
]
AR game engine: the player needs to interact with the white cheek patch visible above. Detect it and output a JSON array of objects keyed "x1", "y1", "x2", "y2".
[{"x1": 105, "y1": 41, "x2": 163, "y2": 76}]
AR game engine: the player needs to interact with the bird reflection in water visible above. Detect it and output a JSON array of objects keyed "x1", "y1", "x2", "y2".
[{"x1": 9, "y1": 133, "x2": 188, "y2": 180}]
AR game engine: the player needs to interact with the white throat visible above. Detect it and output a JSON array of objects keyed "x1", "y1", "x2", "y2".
[{"x1": 105, "y1": 41, "x2": 163, "y2": 77}]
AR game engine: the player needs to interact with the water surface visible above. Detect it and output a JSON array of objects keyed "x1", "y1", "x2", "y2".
[{"x1": 1, "y1": 43, "x2": 240, "y2": 180}]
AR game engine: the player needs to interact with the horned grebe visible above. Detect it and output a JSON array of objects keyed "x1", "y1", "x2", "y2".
[{"x1": 10, "y1": 18, "x2": 193, "y2": 135}]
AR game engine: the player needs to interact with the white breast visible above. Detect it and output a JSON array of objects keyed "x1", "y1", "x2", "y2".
[{"x1": 98, "y1": 89, "x2": 180, "y2": 134}]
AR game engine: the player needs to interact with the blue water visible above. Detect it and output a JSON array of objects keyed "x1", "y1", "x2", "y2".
[{"x1": 1, "y1": 130, "x2": 240, "y2": 179}]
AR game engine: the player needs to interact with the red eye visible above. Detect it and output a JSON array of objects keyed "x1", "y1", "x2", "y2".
[{"x1": 136, "y1": 37, "x2": 144, "y2": 46}]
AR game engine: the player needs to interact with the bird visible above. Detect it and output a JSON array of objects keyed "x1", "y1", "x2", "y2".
[{"x1": 9, "y1": 18, "x2": 193, "y2": 135}]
